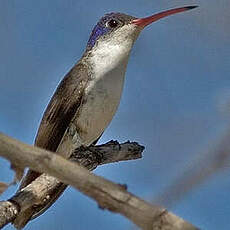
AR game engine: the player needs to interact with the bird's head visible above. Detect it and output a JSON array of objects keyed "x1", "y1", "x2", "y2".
[
  {"x1": 85, "y1": 6, "x2": 197, "y2": 73},
  {"x1": 87, "y1": 6, "x2": 197, "y2": 52}
]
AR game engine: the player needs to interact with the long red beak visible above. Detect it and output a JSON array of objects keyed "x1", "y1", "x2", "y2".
[{"x1": 132, "y1": 6, "x2": 198, "y2": 28}]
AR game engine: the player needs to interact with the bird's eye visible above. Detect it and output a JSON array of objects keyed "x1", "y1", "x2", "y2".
[{"x1": 107, "y1": 19, "x2": 119, "y2": 28}]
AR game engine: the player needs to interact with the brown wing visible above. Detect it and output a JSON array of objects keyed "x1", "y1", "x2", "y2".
[{"x1": 19, "y1": 62, "x2": 89, "y2": 189}]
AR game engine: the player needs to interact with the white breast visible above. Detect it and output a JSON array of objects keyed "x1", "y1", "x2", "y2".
[{"x1": 76, "y1": 37, "x2": 133, "y2": 146}]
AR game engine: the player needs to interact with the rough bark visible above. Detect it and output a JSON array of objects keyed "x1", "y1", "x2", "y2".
[{"x1": 0, "y1": 133, "x2": 198, "y2": 230}]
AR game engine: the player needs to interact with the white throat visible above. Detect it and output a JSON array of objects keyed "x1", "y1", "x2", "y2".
[
  {"x1": 89, "y1": 23, "x2": 140, "y2": 80},
  {"x1": 90, "y1": 40, "x2": 132, "y2": 79}
]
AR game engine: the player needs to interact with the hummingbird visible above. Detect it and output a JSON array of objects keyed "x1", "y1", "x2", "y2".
[{"x1": 17, "y1": 5, "x2": 197, "y2": 225}]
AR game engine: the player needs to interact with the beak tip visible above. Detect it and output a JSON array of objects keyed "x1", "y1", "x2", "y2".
[
  {"x1": 132, "y1": 5, "x2": 199, "y2": 28},
  {"x1": 185, "y1": 5, "x2": 199, "y2": 10}
]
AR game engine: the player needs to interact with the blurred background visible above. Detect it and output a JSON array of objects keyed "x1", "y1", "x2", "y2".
[{"x1": 0, "y1": 0, "x2": 230, "y2": 229}]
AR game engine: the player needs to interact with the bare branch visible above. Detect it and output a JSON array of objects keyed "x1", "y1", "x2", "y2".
[
  {"x1": 12, "y1": 141, "x2": 143, "y2": 228},
  {"x1": 0, "y1": 133, "x2": 198, "y2": 230},
  {"x1": 0, "y1": 135, "x2": 143, "y2": 228},
  {"x1": 0, "y1": 201, "x2": 19, "y2": 228}
]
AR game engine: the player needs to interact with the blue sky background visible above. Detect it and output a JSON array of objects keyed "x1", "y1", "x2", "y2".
[{"x1": 0, "y1": 0, "x2": 230, "y2": 229}]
